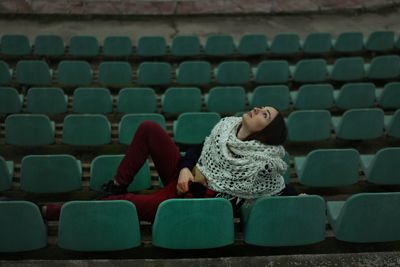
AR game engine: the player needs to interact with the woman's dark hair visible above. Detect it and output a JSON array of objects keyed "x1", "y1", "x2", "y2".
[{"x1": 245, "y1": 111, "x2": 287, "y2": 145}]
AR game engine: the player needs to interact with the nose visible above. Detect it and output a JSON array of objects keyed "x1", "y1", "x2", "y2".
[{"x1": 253, "y1": 107, "x2": 260, "y2": 114}]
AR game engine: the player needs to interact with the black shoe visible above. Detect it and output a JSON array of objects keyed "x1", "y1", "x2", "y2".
[{"x1": 101, "y1": 180, "x2": 128, "y2": 196}]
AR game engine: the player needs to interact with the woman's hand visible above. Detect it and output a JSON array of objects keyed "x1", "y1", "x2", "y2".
[{"x1": 177, "y1": 167, "x2": 194, "y2": 195}]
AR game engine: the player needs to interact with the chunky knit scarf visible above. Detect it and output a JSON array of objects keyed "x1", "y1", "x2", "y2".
[{"x1": 196, "y1": 116, "x2": 287, "y2": 199}]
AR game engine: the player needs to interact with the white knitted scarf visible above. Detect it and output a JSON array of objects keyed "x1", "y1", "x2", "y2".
[{"x1": 196, "y1": 116, "x2": 287, "y2": 199}]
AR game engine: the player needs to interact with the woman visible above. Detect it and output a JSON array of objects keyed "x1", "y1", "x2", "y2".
[{"x1": 46, "y1": 106, "x2": 293, "y2": 222}]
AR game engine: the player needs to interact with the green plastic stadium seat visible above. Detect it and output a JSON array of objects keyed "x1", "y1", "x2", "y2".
[
  {"x1": 215, "y1": 61, "x2": 250, "y2": 85},
  {"x1": 270, "y1": 33, "x2": 300, "y2": 56},
  {"x1": 152, "y1": 198, "x2": 234, "y2": 249},
  {"x1": 173, "y1": 112, "x2": 221, "y2": 144},
  {"x1": 365, "y1": 31, "x2": 395, "y2": 52},
  {"x1": 295, "y1": 148, "x2": 360, "y2": 187},
  {"x1": 384, "y1": 109, "x2": 400, "y2": 138},
  {"x1": 365, "y1": 55, "x2": 400, "y2": 80},
  {"x1": 119, "y1": 114, "x2": 166, "y2": 145},
  {"x1": 291, "y1": 84, "x2": 334, "y2": 110},
  {"x1": 117, "y1": 87, "x2": 157, "y2": 114},
  {"x1": 57, "y1": 60, "x2": 92, "y2": 86},
  {"x1": 206, "y1": 86, "x2": 246, "y2": 114},
  {"x1": 5, "y1": 114, "x2": 55, "y2": 146},
  {"x1": 287, "y1": 110, "x2": 332, "y2": 142},
  {"x1": 248, "y1": 85, "x2": 290, "y2": 111},
  {"x1": 68, "y1": 35, "x2": 99, "y2": 57},
  {"x1": 98, "y1": 61, "x2": 132, "y2": 87},
  {"x1": 254, "y1": 60, "x2": 289, "y2": 85},
  {"x1": 0, "y1": 60, "x2": 12, "y2": 85},
  {"x1": 58, "y1": 200, "x2": 141, "y2": 251},
  {"x1": 397, "y1": 36, "x2": 400, "y2": 50},
  {"x1": 27, "y1": 87, "x2": 67, "y2": 114},
  {"x1": 327, "y1": 192, "x2": 400, "y2": 242},
  {"x1": 333, "y1": 32, "x2": 364, "y2": 53},
  {"x1": 329, "y1": 57, "x2": 365, "y2": 82},
  {"x1": 204, "y1": 35, "x2": 235, "y2": 56},
  {"x1": 90, "y1": 155, "x2": 152, "y2": 192},
  {"x1": 0, "y1": 201, "x2": 47, "y2": 252},
  {"x1": 162, "y1": 87, "x2": 202, "y2": 116},
  {"x1": 171, "y1": 35, "x2": 201, "y2": 57},
  {"x1": 0, "y1": 157, "x2": 13, "y2": 191},
  {"x1": 0, "y1": 87, "x2": 22, "y2": 114},
  {"x1": 241, "y1": 195, "x2": 326, "y2": 246},
  {"x1": 292, "y1": 59, "x2": 327, "y2": 83},
  {"x1": 103, "y1": 36, "x2": 133, "y2": 57},
  {"x1": 72, "y1": 87, "x2": 112, "y2": 114},
  {"x1": 16, "y1": 60, "x2": 52, "y2": 86},
  {"x1": 237, "y1": 34, "x2": 268, "y2": 56},
  {"x1": 137, "y1": 62, "x2": 171, "y2": 86},
  {"x1": 33, "y1": 35, "x2": 65, "y2": 57},
  {"x1": 332, "y1": 108, "x2": 384, "y2": 140},
  {"x1": 360, "y1": 147, "x2": 400, "y2": 185},
  {"x1": 137, "y1": 36, "x2": 166, "y2": 57},
  {"x1": 333, "y1": 83, "x2": 376, "y2": 110},
  {"x1": 0, "y1": 34, "x2": 31, "y2": 56},
  {"x1": 301, "y1": 32, "x2": 332, "y2": 55},
  {"x1": 21, "y1": 155, "x2": 81, "y2": 193},
  {"x1": 176, "y1": 61, "x2": 211, "y2": 86},
  {"x1": 62, "y1": 114, "x2": 111, "y2": 146},
  {"x1": 377, "y1": 82, "x2": 400, "y2": 109}
]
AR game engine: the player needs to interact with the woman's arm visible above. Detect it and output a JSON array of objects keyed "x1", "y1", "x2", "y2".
[{"x1": 177, "y1": 143, "x2": 204, "y2": 194}]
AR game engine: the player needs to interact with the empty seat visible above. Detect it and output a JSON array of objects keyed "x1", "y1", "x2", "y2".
[
  {"x1": 0, "y1": 60, "x2": 12, "y2": 85},
  {"x1": 137, "y1": 36, "x2": 166, "y2": 57},
  {"x1": 21, "y1": 155, "x2": 81, "y2": 193},
  {"x1": 119, "y1": 114, "x2": 166, "y2": 145},
  {"x1": 333, "y1": 32, "x2": 364, "y2": 53},
  {"x1": 254, "y1": 60, "x2": 290, "y2": 85},
  {"x1": 162, "y1": 87, "x2": 202, "y2": 116},
  {"x1": 241, "y1": 195, "x2": 326, "y2": 246},
  {"x1": 237, "y1": 34, "x2": 268, "y2": 56},
  {"x1": 204, "y1": 35, "x2": 235, "y2": 56},
  {"x1": 292, "y1": 59, "x2": 327, "y2": 83},
  {"x1": 68, "y1": 35, "x2": 99, "y2": 57},
  {"x1": 117, "y1": 87, "x2": 157, "y2": 113},
  {"x1": 248, "y1": 85, "x2": 290, "y2": 111},
  {"x1": 301, "y1": 32, "x2": 332, "y2": 55},
  {"x1": 365, "y1": 31, "x2": 395, "y2": 52},
  {"x1": 33, "y1": 35, "x2": 65, "y2": 57},
  {"x1": 5, "y1": 114, "x2": 55, "y2": 146},
  {"x1": 173, "y1": 112, "x2": 221, "y2": 144},
  {"x1": 287, "y1": 110, "x2": 332, "y2": 142},
  {"x1": 329, "y1": 57, "x2": 364, "y2": 82},
  {"x1": 176, "y1": 61, "x2": 211, "y2": 86},
  {"x1": 294, "y1": 149, "x2": 360, "y2": 187},
  {"x1": 90, "y1": 155, "x2": 152, "y2": 192},
  {"x1": 332, "y1": 108, "x2": 384, "y2": 140},
  {"x1": 291, "y1": 84, "x2": 334, "y2": 110},
  {"x1": 27, "y1": 87, "x2": 67, "y2": 114},
  {"x1": 384, "y1": 109, "x2": 400, "y2": 138},
  {"x1": 0, "y1": 34, "x2": 31, "y2": 56},
  {"x1": 334, "y1": 83, "x2": 376, "y2": 110},
  {"x1": 62, "y1": 114, "x2": 111, "y2": 146},
  {"x1": 152, "y1": 199, "x2": 234, "y2": 249},
  {"x1": 327, "y1": 192, "x2": 400, "y2": 242},
  {"x1": 360, "y1": 147, "x2": 400, "y2": 185},
  {"x1": 137, "y1": 62, "x2": 171, "y2": 86},
  {"x1": 206, "y1": 86, "x2": 246, "y2": 114},
  {"x1": 171, "y1": 35, "x2": 201, "y2": 57},
  {"x1": 270, "y1": 33, "x2": 300, "y2": 56},
  {"x1": 215, "y1": 61, "x2": 250, "y2": 85},
  {"x1": 57, "y1": 60, "x2": 92, "y2": 86},
  {"x1": 58, "y1": 200, "x2": 141, "y2": 251},
  {"x1": 72, "y1": 87, "x2": 112, "y2": 114},
  {"x1": 103, "y1": 36, "x2": 133, "y2": 57},
  {"x1": 0, "y1": 157, "x2": 13, "y2": 191},
  {"x1": 0, "y1": 201, "x2": 47, "y2": 252},
  {"x1": 365, "y1": 55, "x2": 400, "y2": 80},
  {"x1": 377, "y1": 82, "x2": 400, "y2": 109},
  {"x1": 98, "y1": 61, "x2": 132, "y2": 87},
  {"x1": 16, "y1": 60, "x2": 52, "y2": 86},
  {"x1": 0, "y1": 87, "x2": 22, "y2": 114}
]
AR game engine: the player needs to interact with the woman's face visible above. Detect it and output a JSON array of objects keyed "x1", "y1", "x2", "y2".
[{"x1": 242, "y1": 106, "x2": 279, "y2": 134}]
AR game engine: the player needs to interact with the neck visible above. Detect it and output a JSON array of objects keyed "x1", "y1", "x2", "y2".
[{"x1": 236, "y1": 124, "x2": 251, "y2": 140}]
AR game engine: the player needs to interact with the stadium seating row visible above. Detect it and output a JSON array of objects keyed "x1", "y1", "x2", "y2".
[
  {"x1": 1, "y1": 31, "x2": 400, "y2": 57},
  {"x1": 1, "y1": 83, "x2": 400, "y2": 116},
  {"x1": 1, "y1": 193, "x2": 400, "y2": 252},
  {"x1": 1, "y1": 55, "x2": 400, "y2": 87}
]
